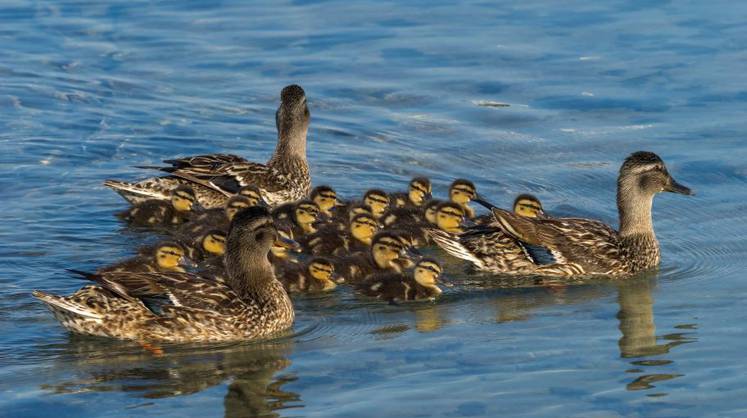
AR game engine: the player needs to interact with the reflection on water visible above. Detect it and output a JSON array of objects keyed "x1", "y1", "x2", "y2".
[
  {"x1": 40, "y1": 337, "x2": 300, "y2": 417},
  {"x1": 616, "y1": 276, "x2": 697, "y2": 395}
]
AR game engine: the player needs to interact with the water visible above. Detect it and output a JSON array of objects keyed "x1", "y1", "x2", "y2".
[{"x1": 1, "y1": 0, "x2": 746, "y2": 416}]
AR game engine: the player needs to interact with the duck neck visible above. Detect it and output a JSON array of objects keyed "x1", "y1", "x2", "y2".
[
  {"x1": 270, "y1": 124, "x2": 307, "y2": 166},
  {"x1": 617, "y1": 178, "x2": 656, "y2": 238},
  {"x1": 224, "y1": 247, "x2": 276, "y2": 300}
]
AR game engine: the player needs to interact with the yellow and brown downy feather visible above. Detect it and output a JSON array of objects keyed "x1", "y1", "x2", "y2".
[
  {"x1": 279, "y1": 257, "x2": 339, "y2": 293},
  {"x1": 100, "y1": 242, "x2": 190, "y2": 274},
  {"x1": 104, "y1": 85, "x2": 311, "y2": 208},
  {"x1": 117, "y1": 185, "x2": 198, "y2": 227},
  {"x1": 358, "y1": 258, "x2": 443, "y2": 302}
]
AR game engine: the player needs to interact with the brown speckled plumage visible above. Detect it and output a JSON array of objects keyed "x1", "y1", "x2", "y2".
[
  {"x1": 33, "y1": 206, "x2": 294, "y2": 343},
  {"x1": 490, "y1": 151, "x2": 692, "y2": 277}
]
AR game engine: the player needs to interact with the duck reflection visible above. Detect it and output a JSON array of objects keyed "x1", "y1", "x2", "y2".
[
  {"x1": 40, "y1": 337, "x2": 301, "y2": 417},
  {"x1": 616, "y1": 276, "x2": 696, "y2": 393}
]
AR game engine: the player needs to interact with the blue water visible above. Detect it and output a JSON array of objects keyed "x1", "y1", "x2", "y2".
[{"x1": 2, "y1": 0, "x2": 747, "y2": 416}]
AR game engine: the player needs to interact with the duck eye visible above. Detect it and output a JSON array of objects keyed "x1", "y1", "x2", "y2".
[{"x1": 255, "y1": 232, "x2": 265, "y2": 241}]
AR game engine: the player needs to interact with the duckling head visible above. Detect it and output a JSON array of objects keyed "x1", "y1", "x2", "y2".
[
  {"x1": 347, "y1": 203, "x2": 372, "y2": 222},
  {"x1": 294, "y1": 200, "x2": 321, "y2": 234},
  {"x1": 413, "y1": 258, "x2": 443, "y2": 291},
  {"x1": 363, "y1": 189, "x2": 390, "y2": 219},
  {"x1": 408, "y1": 177, "x2": 432, "y2": 206},
  {"x1": 449, "y1": 179, "x2": 477, "y2": 206},
  {"x1": 424, "y1": 199, "x2": 443, "y2": 224},
  {"x1": 154, "y1": 242, "x2": 188, "y2": 272},
  {"x1": 350, "y1": 213, "x2": 379, "y2": 245},
  {"x1": 238, "y1": 185, "x2": 265, "y2": 207},
  {"x1": 371, "y1": 231, "x2": 409, "y2": 270},
  {"x1": 201, "y1": 229, "x2": 227, "y2": 257},
  {"x1": 271, "y1": 228, "x2": 296, "y2": 260},
  {"x1": 513, "y1": 194, "x2": 545, "y2": 218},
  {"x1": 171, "y1": 185, "x2": 197, "y2": 213},
  {"x1": 435, "y1": 202, "x2": 466, "y2": 233},
  {"x1": 276, "y1": 84, "x2": 310, "y2": 158},
  {"x1": 310, "y1": 185, "x2": 339, "y2": 217},
  {"x1": 307, "y1": 257, "x2": 338, "y2": 290},
  {"x1": 224, "y1": 196, "x2": 253, "y2": 222}
]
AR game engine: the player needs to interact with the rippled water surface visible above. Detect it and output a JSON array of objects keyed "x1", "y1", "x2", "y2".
[{"x1": 2, "y1": 0, "x2": 747, "y2": 416}]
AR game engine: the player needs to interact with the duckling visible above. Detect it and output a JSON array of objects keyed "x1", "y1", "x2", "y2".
[
  {"x1": 358, "y1": 258, "x2": 443, "y2": 302},
  {"x1": 272, "y1": 200, "x2": 321, "y2": 238},
  {"x1": 449, "y1": 179, "x2": 478, "y2": 219},
  {"x1": 33, "y1": 206, "x2": 296, "y2": 342},
  {"x1": 390, "y1": 177, "x2": 432, "y2": 208},
  {"x1": 236, "y1": 185, "x2": 268, "y2": 207},
  {"x1": 474, "y1": 193, "x2": 545, "y2": 225},
  {"x1": 188, "y1": 229, "x2": 227, "y2": 263},
  {"x1": 177, "y1": 195, "x2": 253, "y2": 239},
  {"x1": 362, "y1": 189, "x2": 390, "y2": 220},
  {"x1": 305, "y1": 213, "x2": 379, "y2": 256},
  {"x1": 117, "y1": 185, "x2": 197, "y2": 227},
  {"x1": 104, "y1": 85, "x2": 311, "y2": 208},
  {"x1": 490, "y1": 151, "x2": 692, "y2": 277},
  {"x1": 280, "y1": 257, "x2": 339, "y2": 293},
  {"x1": 423, "y1": 199, "x2": 443, "y2": 225},
  {"x1": 427, "y1": 195, "x2": 544, "y2": 275},
  {"x1": 434, "y1": 201, "x2": 466, "y2": 233},
  {"x1": 336, "y1": 231, "x2": 413, "y2": 283},
  {"x1": 99, "y1": 242, "x2": 190, "y2": 274},
  {"x1": 310, "y1": 185, "x2": 341, "y2": 219}
]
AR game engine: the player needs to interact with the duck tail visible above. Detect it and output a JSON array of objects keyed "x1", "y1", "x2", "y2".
[
  {"x1": 103, "y1": 179, "x2": 171, "y2": 204},
  {"x1": 425, "y1": 228, "x2": 484, "y2": 268},
  {"x1": 31, "y1": 290, "x2": 103, "y2": 320}
]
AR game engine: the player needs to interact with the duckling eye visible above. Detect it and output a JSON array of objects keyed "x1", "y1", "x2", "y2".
[{"x1": 255, "y1": 232, "x2": 265, "y2": 241}]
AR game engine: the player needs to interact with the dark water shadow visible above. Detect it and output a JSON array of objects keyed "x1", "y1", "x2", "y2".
[{"x1": 38, "y1": 336, "x2": 302, "y2": 417}]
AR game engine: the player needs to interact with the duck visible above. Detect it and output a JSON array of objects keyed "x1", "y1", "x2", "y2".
[
  {"x1": 32, "y1": 206, "x2": 296, "y2": 343},
  {"x1": 490, "y1": 151, "x2": 692, "y2": 277},
  {"x1": 336, "y1": 231, "x2": 414, "y2": 283},
  {"x1": 357, "y1": 258, "x2": 443, "y2": 302},
  {"x1": 427, "y1": 194, "x2": 545, "y2": 274},
  {"x1": 279, "y1": 257, "x2": 339, "y2": 293},
  {"x1": 449, "y1": 179, "x2": 478, "y2": 219},
  {"x1": 99, "y1": 242, "x2": 190, "y2": 274},
  {"x1": 390, "y1": 177, "x2": 432, "y2": 208},
  {"x1": 272, "y1": 200, "x2": 321, "y2": 239},
  {"x1": 309, "y1": 185, "x2": 341, "y2": 219},
  {"x1": 304, "y1": 212, "x2": 379, "y2": 256},
  {"x1": 104, "y1": 85, "x2": 311, "y2": 208},
  {"x1": 117, "y1": 185, "x2": 198, "y2": 227}
]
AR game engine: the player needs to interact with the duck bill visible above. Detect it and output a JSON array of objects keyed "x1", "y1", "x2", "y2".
[
  {"x1": 330, "y1": 273, "x2": 345, "y2": 284},
  {"x1": 275, "y1": 236, "x2": 301, "y2": 252},
  {"x1": 664, "y1": 178, "x2": 693, "y2": 196}
]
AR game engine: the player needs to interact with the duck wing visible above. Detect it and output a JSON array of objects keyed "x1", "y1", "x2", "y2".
[
  {"x1": 69, "y1": 270, "x2": 244, "y2": 314},
  {"x1": 490, "y1": 207, "x2": 621, "y2": 272}
]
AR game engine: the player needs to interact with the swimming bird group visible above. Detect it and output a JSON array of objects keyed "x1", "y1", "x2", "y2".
[{"x1": 33, "y1": 84, "x2": 693, "y2": 345}]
